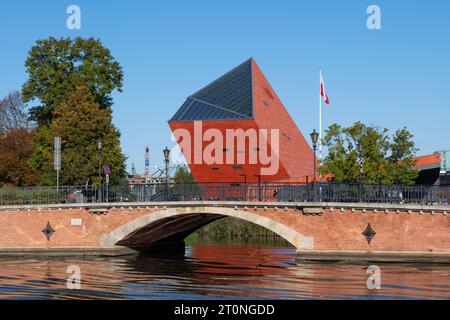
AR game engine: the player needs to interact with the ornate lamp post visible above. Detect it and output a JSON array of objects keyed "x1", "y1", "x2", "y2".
[
  {"x1": 357, "y1": 142, "x2": 364, "y2": 202},
  {"x1": 97, "y1": 138, "x2": 103, "y2": 202},
  {"x1": 254, "y1": 174, "x2": 262, "y2": 202},
  {"x1": 310, "y1": 130, "x2": 319, "y2": 183},
  {"x1": 163, "y1": 147, "x2": 170, "y2": 201},
  {"x1": 310, "y1": 130, "x2": 319, "y2": 201},
  {"x1": 357, "y1": 142, "x2": 364, "y2": 185},
  {"x1": 239, "y1": 174, "x2": 247, "y2": 201}
]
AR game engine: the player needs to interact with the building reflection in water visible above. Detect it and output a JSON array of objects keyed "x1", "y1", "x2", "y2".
[{"x1": 1, "y1": 243, "x2": 450, "y2": 299}]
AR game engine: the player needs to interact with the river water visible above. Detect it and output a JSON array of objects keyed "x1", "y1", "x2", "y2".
[{"x1": 1, "y1": 238, "x2": 450, "y2": 300}]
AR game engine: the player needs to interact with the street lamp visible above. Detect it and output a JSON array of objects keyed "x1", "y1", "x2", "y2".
[
  {"x1": 357, "y1": 142, "x2": 364, "y2": 185},
  {"x1": 254, "y1": 175, "x2": 262, "y2": 201},
  {"x1": 310, "y1": 130, "x2": 319, "y2": 183},
  {"x1": 310, "y1": 130, "x2": 319, "y2": 201},
  {"x1": 239, "y1": 174, "x2": 247, "y2": 201},
  {"x1": 163, "y1": 147, "x2": 170, "y2": 201},
  {"x1": 97, "y1": 138, "x2": 103, "y2": 202},
  {"x1": 357, "y1": 142, "x2": 364, "y2": 202}
]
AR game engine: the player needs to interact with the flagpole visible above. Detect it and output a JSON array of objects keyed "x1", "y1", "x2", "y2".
[{"x1": 319, "y1": 68, "x2": 322, "y2": 161}]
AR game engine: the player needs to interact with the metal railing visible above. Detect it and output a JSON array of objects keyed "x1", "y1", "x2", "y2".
[{"x1": 0, "y1": 182, "x2": 448, "y2": 206}]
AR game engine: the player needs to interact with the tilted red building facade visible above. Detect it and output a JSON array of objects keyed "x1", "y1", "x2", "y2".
[{"x1": 169, "y1": 58, "x2": 315, "y2": 183}]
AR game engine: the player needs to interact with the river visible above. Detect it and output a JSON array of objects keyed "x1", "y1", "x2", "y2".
[{"x1": 1, "y1": 237, "x2": 450, "y2": 300}]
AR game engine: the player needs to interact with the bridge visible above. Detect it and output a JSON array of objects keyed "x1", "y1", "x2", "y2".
[{"x1": 0, "y1": 182, "x2": 449, "y2": 261}]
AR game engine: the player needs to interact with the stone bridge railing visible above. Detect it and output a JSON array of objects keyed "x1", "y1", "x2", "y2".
[{"x1": 0, "y1": 200, "x2": 449, "y2": 214}]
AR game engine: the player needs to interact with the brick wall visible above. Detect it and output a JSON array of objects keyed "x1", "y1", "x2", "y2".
[{"x1": 0, "y1": 204, "x2": 449, "y2": 254}]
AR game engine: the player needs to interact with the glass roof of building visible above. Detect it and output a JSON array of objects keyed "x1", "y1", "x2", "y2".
[{"x1": 170, "y1": 58, "x2": 254, "y2": 122}]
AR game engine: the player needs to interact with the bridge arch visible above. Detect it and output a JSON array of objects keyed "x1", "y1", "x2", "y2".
[{"x1": 100, "y1": 206, "x2": 313, "y2": 251}]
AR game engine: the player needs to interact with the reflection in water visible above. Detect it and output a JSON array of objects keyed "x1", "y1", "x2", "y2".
[{"x1": 1, "y1": 239, "x2": 450, "y2": 300}]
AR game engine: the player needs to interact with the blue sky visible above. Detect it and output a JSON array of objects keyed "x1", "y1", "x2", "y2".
[{"x1": 1, "y1": 0, "x2": 449, "y2": 173}]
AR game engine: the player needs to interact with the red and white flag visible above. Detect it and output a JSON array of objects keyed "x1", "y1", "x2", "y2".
[{"x1": 320, "y1": 70, "x2": 330, "y2": 105}]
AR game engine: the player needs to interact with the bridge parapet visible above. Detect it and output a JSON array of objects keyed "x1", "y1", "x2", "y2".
[{"x1": 0, "y1": 201, "x2": 448, "y2": 215}]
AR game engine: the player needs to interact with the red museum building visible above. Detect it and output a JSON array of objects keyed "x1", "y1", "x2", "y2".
[{"x1": 169, "y1": 58, "x2": 315, "y2": 184}]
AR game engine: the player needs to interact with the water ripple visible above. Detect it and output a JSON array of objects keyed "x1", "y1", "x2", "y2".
[{"x1": 1, "y1": 243, "x2": 450, "y2": 300}]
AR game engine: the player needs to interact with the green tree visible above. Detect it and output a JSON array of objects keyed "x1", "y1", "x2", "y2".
[
  {"x1": 22, "y1": 37, "x2": 123, "y2": 124},
  {"x1": 320, "y1": 122, "x2": 418, "y2": 185},
  {"x1": 29, "y1": 86, "x2": 126, "y2": 186},
  {"x1": 173, "y1": 165, "x2": 195, "y2": 184},
  {"x1": 387, "y1": 128, "x2": 420, "y2": 184}
]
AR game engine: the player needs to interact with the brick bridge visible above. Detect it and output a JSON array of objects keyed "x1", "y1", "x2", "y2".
[{"x1": 1, "y1": 201, "x2": 449, "y2": 261}]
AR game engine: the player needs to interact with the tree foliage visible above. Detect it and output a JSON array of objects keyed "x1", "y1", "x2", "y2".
[
  {"x1": 0, "y1": 91, "x2": 37, "y2": 187},
  {"x1": 0, "y1": 128, "x2": 38, "y2": 187},
  {"x1": 0, "y1": 91, "x2": 31, "y2": 133},
  {"x1": 173, "y1": 165, "x2": 195, "y2": 184},
  {"x1": 22, "y1": 37, "x2": 123, "y2": 124},
  {"x1": 320, "y1": 122, "x2": 419, "y2": 185},
  {"x1": 197, "y1": 217, "x2": 284, "y2": 239},
  {"x1": 21, "y1": 37, "x2": 127, "y2": 187},
  {"x1": 29, "y1": 86, "x2": 127, "y2": 186}
]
